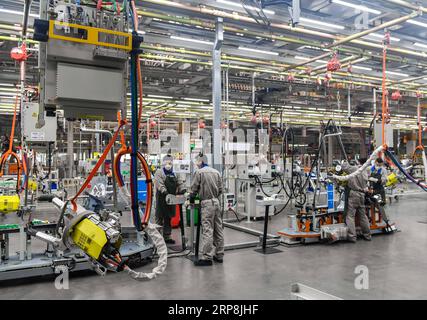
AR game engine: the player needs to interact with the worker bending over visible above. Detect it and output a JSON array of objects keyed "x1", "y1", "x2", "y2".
[
  {"x1": 189, "y1": 154, "x2": 224, "y2": 266},
  {"x1": 154, "y1": 155, "x2": 186, "y2": 244},
  {"x1": 342, "y1": 161, "x2": 372, "y2": 243}
]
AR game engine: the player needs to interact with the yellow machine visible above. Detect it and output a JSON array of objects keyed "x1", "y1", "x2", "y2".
[
  {"x1": 386, "y1": 173, "x2": 399, "y2": 187},
  {"x1": 0, "y1": 195, "x2": 20, "y2": 214},
  {"x1": 72, "y1": 218, "x2": 109, "y2": 260},
  {"x1": 28, "y1": 179, "x2": 37, "y2": 192},
  {"x1": 69, "y1": 214, "x2": 122, "y2": 261}
]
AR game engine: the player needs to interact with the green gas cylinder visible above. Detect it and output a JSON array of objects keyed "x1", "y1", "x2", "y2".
[{"x1": 186, "y1": 195, "x2": 200, "y2": 226}]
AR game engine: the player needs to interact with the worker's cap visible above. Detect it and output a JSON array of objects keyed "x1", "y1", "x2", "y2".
[
  {"x1": 162, "y1": 155, "x2": 174, "y2": 163},
  {"x1": 375, "y1": 158, "x2": 384, "y2": 164},
  {"x1": 196, "y1": 154, "x2": 208, "y2": 164},
  {"x1": 341, "y1": 161, "x2": 351, "y2": 172}
]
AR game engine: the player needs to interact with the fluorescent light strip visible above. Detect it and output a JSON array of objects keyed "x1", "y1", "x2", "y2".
[
  {"x1": 147, "y1": 95, "x2": 174, "y2": 99},
  {"x1": 352, "y1": 65, "x2": 372, "y2": 71},
  {"x1": 300, "y1": 17, "x2": 345, "y2": 30},
  {"x1": 365, "y1": 32, "x2": 400, "y2": 42},
  {"x1": 170, "y1": 36, "x2": 213, "y2": 45},
  {"x1": 386, "y1": 71, "x2": 409, "y2": 77},
  {"x1": 295, "y1": 56, "x2": 309, "y2": 61},
  {"x1": 294, "y1": 56, "x2": 328, "y2": 64},
  {"x1": 216, "y1": 0, "x2": 275, "y2": 15},
  {"x1": 238, "y1": 46, "x2": 279, "y2": 56},
  {"x1": 407, "y1": 19, "x2": 427, "y2": 29},
  {"x1": 183, "y1": 98, "x2": 210, "y2": 102},
  {"x1": 414, "y1": 42, "x2": 427, "y2": 49},
  {"x1": 331, "y1": 0, "x2": 381, "y2": 15},
  {"x1": 0, "y1": 8, "x2": 38, "y2": 18}
]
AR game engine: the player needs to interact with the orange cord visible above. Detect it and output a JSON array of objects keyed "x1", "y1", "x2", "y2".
[
  {"x1": 114, "y1": 112, "x2": 152, "y2": 225},
  {"x1": 70, "y1": 120, "x2": 127, "y2": 212},
  {"x1": 136, "y1": 58, "x2": 144, "y2": 129},
  {"x1": 0, "y1": 94, "x2": 23, "y2": 191}
]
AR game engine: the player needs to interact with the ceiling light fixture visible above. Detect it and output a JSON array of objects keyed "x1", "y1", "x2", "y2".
[
  {"x1": 170, "y1": 36, "x2": 213, "y2": 45},
  {"x1": 299, "y1": 17, "x2": 345, "y2": 30},
  {"x1": 0, "y1": 8, "x2": 38, "y2": 18},
  {"x1": 183, "y1": 98, "x2": 210, "y2": 102},
  {"x1": 216, "y1": 0, "x2": 275, "y2": 15},
  {"x1": 331, "y1": 0, "x2": 381, "y2": 15},
  {"x1": 147, "y1": 95, "x2": 174, "y2": 99},
  {"x1": 385, "y1": 71, "x2": 409, "y2": 77},
  {"x1": 352, "y1": 65, "x2": 373, "y2": 71},
  {"x1": 407, "y1": 19, "x2": 427, "y2": 29},
  {"x1": 414, "y1": 42, "x2": 427, "y2": 49},
  {"x1": 238, "y1": 46, "x2": 279, "y2": 56},
  {"x1": 365, "y1": 32, "x2": 400, "y2": 42}
]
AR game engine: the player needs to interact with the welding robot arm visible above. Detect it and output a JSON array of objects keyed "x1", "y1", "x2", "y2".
[{"x1": 332, "y1": 146, "x2": 385, "y2": 182}]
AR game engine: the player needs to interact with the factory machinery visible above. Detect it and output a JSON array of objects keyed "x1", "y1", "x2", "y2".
[
  {"x1": 1, "y1": 1, "x2": 427, "y2": 283},
  {"x1": 0, "y1": 0, "x2": 167, "y2": 282}
]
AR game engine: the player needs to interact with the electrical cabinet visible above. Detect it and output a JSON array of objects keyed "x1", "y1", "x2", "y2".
[{"x1": 22, "y1": 103, "x2": 57, "y2": 143}]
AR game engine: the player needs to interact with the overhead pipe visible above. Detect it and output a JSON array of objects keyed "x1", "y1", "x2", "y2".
[
  {"x1": 80, "y1": 125, "x2": 118, "y2": 210},
  {"x1": 324, "y1": 10, "x2": 420, "y2": 49},
  {"x1": 308, "y1": 55, "x2": 360, "y2": 75},
  {"x1": 133, "y1": 96, "x2": 419, "y2": 129},
  {"x1": 283, "y1": 52, "x2": 332, "y2": 72},
  {"x1": 138, "y1": 0, "x2": 425, "y2": 59},
  {"x1": 137, "y1": 9, "x2": 427, "y2": 67},
  {"x1": 384, "y1": 0, "x2": 426, "y2": 13},
  {"x1": 285, "y1": 10, "x2": 420, "y2": 72},
  {"x1": 140, "y1": 0, "x2": 336, "y2": 40},
  {"x1": 139, "y1": 53, "x2": 427, "y2": 95},
  {"x1": 392, "y1": 74, "x2": 427, "y2": 85},
  {"x1": 141, "y1": 43, "x2": 426, "y2": 88}
]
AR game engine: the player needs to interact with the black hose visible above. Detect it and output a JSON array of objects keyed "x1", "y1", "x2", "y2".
[
  {"x1": 22, "y1": 0, "x2": 33, "y2": 38},
  {"x1": 55, "y1": 200, "x2": 70, "y2": 237}
]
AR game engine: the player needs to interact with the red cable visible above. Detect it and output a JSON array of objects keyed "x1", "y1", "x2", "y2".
[{"x1": 70, "y1": 120, "x2": 127, "y2": 212}]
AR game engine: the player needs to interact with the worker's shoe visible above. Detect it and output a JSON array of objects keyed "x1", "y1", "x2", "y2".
[
  {"x1": 347, "y1": 238, "x2": 357, "y2": 243},
  {"x1": 165, "y1": 238, "x2": 176, "y2": 245},
  {"x1": 213, "y1": 256, "x2": 223, "y2": 263},
  {"x1": 362, "y1": 235, "x2": 372, "y2": 241},
  {"x1": 194, "y1": 259, "x2": 213, "y2": 267}
]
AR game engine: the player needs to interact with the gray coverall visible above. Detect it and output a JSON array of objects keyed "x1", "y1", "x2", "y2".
[
  {"x1": 368, "y1": 166, "x2": 389, "y2": 222},
  {"x1": 154, "y1": 169, "x2": 186, "y2": 239},
  {"x1": 190, "y1": 166, "x2": 224, "y2": 261},
  {"x1": 343, "y1": 163, "x2": 372, "y2": 242}
]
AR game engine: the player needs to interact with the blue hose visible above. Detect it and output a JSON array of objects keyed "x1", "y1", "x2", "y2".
[
  {"x1": 385, "y1": 149, "x2": 427, "y2": 192},
  {"x1": 129, "y1": 0, "x2": 142, "y2": 230},
  {"x1": 130, "y1": 52, "x2": 142, "y2": 231}
]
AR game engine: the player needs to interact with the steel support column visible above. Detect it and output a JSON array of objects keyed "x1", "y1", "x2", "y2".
[
  {"x1": 212, "y1": 17, "x2": 223, "y2": 172},
  {"x1": 37, "y1": 0, "x2": 47, "y2": 129},
  {"x1": 67, "y1": 120, "x2": 74, "y2": 178}
]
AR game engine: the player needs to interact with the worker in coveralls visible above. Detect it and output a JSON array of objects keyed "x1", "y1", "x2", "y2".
[
  {"x1": 341, "y1": 161, "x2": 372, "y2": 243},
  {"x1": 368, "y1": 158, "x2": 389, "y2": 222},
  {"x1": 154, "y1": 155, "x2": 186, "y2": 244},
  {"x1": 189, "y1": 154, "x2": 224, "y2": 266}
]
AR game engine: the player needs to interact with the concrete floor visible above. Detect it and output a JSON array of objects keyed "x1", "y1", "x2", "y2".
[{"x1": 0, "y1": 192, "x2": 426, "y2": 300}]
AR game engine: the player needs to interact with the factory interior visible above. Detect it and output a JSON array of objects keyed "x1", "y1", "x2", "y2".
[{"x1": 0, "y1": 0, "x2": 427, "y2": 302}]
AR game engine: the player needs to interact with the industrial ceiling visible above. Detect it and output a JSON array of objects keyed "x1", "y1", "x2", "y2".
[{"x1": 1, "y1": 0, "x2": 427, "y2": 130}]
